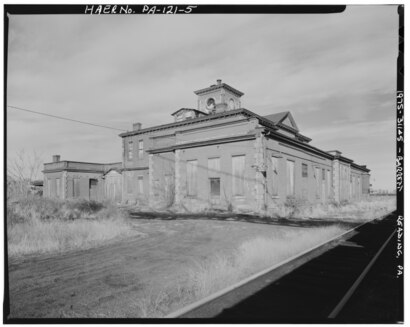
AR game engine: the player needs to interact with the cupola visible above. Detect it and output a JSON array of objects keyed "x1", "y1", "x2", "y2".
[{"x1": 194, "y1": 79, "x2": 244, "y2": 114}]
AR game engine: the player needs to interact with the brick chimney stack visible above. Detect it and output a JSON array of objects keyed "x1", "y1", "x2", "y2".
[
  {"x1": 133, "y1": 122, "x2": 142, "y2": 131},
  {"x1": 52, "y1": 155, "x2": 60, "y2": 162}
]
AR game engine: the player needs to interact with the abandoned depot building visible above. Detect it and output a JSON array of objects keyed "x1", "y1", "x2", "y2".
[{"x1": 43, "y1": 80, "x2": 371, "y2": 212}]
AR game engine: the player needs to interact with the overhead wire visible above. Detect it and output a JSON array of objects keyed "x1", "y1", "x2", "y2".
[{"x1": 7, "y1": 105, "x2": 127, "y2": 132}]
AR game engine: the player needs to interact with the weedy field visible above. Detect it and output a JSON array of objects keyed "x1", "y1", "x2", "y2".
[
  {"x1": 6, "y1": 195, "x2": 395, "y2": 318},
  {"x1": 7, "y1": 197, "x2": 143, "y2": 257},
  {"x1": 273, "y1": 195, "x2": 396, "y2": 221}
]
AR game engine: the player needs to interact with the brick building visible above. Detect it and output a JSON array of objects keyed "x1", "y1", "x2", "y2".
[{"x1": 43, "y1": 80, "x2": 370, "y2": 212}]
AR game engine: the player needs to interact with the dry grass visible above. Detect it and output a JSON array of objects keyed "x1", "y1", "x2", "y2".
[
  {"x1": 7, "y1": 196, "x2": 140, "y2": 258},
  {"x1": 270, "y1": 195, "x2": 395, "y2": 221},
  {"x1": 134, "y1": 225, "x2": 345, "y2": 317}
]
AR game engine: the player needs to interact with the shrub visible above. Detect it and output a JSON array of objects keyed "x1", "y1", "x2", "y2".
[{"x1": 283, "y1": 196, "x2": 307, "y2": 218}]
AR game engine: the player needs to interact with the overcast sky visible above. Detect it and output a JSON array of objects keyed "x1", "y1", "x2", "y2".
[{"x1": 7, "y1": 5, "x2": 398, "y2": 190}]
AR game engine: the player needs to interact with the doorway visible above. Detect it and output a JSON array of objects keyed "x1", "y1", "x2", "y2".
[{"x1": 89, "y1": 179, "x2": 98, "y2": 201}]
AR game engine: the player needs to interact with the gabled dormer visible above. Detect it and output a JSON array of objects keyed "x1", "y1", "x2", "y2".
[
  {"x1": 264, "y1": 111, "x2": 299, "y2": 132},
  {"x1": 171, "y1": 108, "x2": 208, "y2": 122},
  {"x1": 264, "y1": 111, "x2": 311, "y2": 143},
  {"x1": 194, "y1": 79, "x2": 244, "y2": 114}
]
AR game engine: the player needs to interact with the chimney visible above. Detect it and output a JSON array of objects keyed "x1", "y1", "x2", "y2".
[
  {"x1": 52, "y1": 155, "x2": 60, "y2": 163},
  {"x1": 217, "y1": 79, "x2": 222, "y2": 85},
  {"x1": 133, "y1": 122, "x2": 142, "y2": 131}
]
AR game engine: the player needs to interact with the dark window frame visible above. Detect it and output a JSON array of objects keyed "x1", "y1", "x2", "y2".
[{"x1": 209, "y1": 177, "x2": 221, "y2": 197}]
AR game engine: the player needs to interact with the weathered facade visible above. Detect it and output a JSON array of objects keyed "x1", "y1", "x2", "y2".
[
  {"x1": 43, "y1": 155, "x2": 122, "y2": 201},
  {"x1": 43, "y1": 80, "x2": 370, "y2": 211}
]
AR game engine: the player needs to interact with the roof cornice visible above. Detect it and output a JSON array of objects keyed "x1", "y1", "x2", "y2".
[
  {"x1": 194, "y1": 83, "x2": 244, "y2": 97},
  {"x1": 119, "y1": 108, "x2": 255, "y2": 137},
  {"x1": 147, "y1": 133, "x2": 256, "y2": 154},
  {"x1": 263, "y1": 129, "x2": 334, "y2": 160}
]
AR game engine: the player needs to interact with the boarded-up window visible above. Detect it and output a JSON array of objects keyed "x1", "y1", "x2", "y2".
[
  {"x1": 50, "y1": 179, "x2": 56, "y2": 197},
  {"x1": 208, "y1": 157, "x2": 220, "y2": 177},
  {"x1": 327, "y1": 170, "x2": 331, "y2": 197},
  {"x1": 73, "y1": 178, "x2": 80, "y2": 198},
  {"x1": 56, "y1": 178, "x2": 61, "y2": 198},
  {"x1": 138, "y1": 140, "x2": 144, "y2": 159},
  {"x1": 47, "y1": 179, "x2": 52, "y2": 197},
  {"x1": 315, "y1": 167, "x2": 321, "y2": 198},
  {"x1": 128, "y1": 140, "x2": 133, "y2": 160},
  {"x1": 350, "y1": 174, "x2": 353, "y2": 197},
  {"x1": 209, "y1": 178, "x2": 220, "y2": 197},
  {"x1": 137, "y1": 175, "x2": 143, "y2": 194},
  {"x1": 271, "y1": 156, "x2": 279, "y2": 197},
  {"x1": 127, "y1": 174, "x2": 133, "y2": 194},
  {"x1": 302, "y1": 163, "x2": 308, "y2": 178},
  {"x1": 232, "y1": 155, "x2": 245, "y2": 196},
  {"x1": 286, "y1": 160, "x2": 295, "y2": 196},
  {"x1": 187, "y1": 160, "x2": 198, "y2": 196},
  {"x1": 322, "y1": 169, "x2": 326, "y2": 181}
]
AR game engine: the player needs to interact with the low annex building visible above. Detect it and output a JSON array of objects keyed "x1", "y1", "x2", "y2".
[{"x1": 43, "y1": 80, "x2": 370, "y2": 212}]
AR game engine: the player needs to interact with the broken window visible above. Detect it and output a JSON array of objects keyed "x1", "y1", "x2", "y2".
[
  {"x1": 138, "y1": 140, "x2": 144, "y2": 159},
  {"x1": 187, "y1": 160, "x2": 198, "y2": 196},
  {"x1": 208, "y1": 158, "x2": 221, "y2": 197},
  {"x1": 89, "y1": 179, "x2": 98, "y2": 200},
  {"x1": 286, "y1": 160, "x2": 295, "y2": 196},
  {"x1": 271, "y1": 156, "x2": 279, "y2": 197},
  {"x1": 302, "y1": 163, "x2": 308, "y2": 178},
  {"x1": 209, "y1": 178, "x2": 221, "y2": 197},
  {"x1": 232, "y1": 155, "x2": 245, "y2": 196},
  {"x1": 127, "y1": 140, "x2": 133, "y2": 160}
]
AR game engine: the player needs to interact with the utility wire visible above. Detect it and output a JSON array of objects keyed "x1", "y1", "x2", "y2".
[{"x1": 7, "y1": 105, "x2": 127, "y2": 132}]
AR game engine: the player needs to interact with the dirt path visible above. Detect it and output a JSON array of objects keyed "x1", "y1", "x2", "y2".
[{"x1": 7, "y1": 219, "x2": 336, "y2": 318}]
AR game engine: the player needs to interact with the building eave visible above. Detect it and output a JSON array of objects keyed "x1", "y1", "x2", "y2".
[
  {"x1": 147, "y1": 133, "x2": 257, "y2": 154},
  {"x1": 351, "y1": 162, "x2": 371, "y2": 173},
  {"x1": 43, "y1": 168, "x2": 105, "y2": 174},
  {"x1": 119, "y1": 108, "x2": 257, "y2": 137},
  {"x1": 122, "y1": 167, "x2": 149, "y2": 171},
  {"x1": 263, "y1": 129, "x2": 334, "y2": 160}
]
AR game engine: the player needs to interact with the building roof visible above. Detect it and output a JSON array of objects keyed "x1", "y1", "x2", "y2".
[
  {"x1": 119, "y1": 108, "x2": 275, "y2": 137},
  {"x1": 194, "y1": 82, "x2": 244, "y2": 97},
  {"x1": 43, "y1": 161, "x2": 122, "y2": 174},
  {"x1": 171, "y1": 108, "x2": 208, "y2": 116},
  {"x1": 264, "y1": 112, "x2": 289, "y2": 123},
  {"x1": 264, "y1": 111, "x2": 299, "y2": 132}
]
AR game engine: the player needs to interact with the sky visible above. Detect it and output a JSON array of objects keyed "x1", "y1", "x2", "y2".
[{"x1": 6, "y1": 5, "x2": 399, "y2": 190}]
